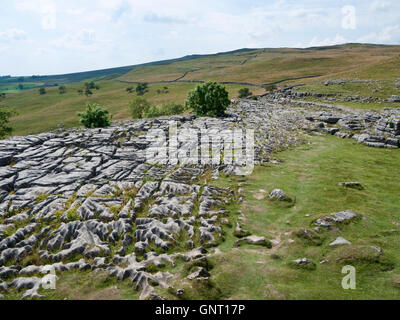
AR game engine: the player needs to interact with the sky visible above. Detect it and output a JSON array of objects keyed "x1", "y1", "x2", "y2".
[{"x1": 0, "y1": 0, "x2": 399, "y2": 76}]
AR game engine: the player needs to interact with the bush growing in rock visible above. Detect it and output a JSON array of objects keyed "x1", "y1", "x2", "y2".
[
  {"x1": 0, "y1": 107, "x2": 18, "y2": 139},
  {"x1": 144, "y1": 103, "x2": 184, "y2": 118},
  {"x1": 129, "y1": 98, "x2": 184, "y2": 119},
  {"x1": 162, "y1": 103, "x2": 184, "y2": 116},
  {"x1": 185, "y1": 81, "x2": 230, "y2": 117},
  {"x1": 238, "y1": 88, "x2": 252, "y2": 98},
  {"x1": 129, "y1": 97, "x2": 151, "y2": 119},
  {"x1": 77, "y1": 103, "x2": 112, "y2": 128}
]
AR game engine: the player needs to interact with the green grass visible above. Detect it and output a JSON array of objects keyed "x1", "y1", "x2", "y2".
[
  {"x1": 3, "y1": 270, "x2": 141, "y2": 300},
  {"x1": 121, "y1": 44, "x2": 400, "y2": 85},
  {"x1": 0, "y1": 81, "x2": 256, "y2": 136},
  {"x1": 295, "y1": 78, "x2": 400, "y2": 111},
  {"x1": 192, "y1": 134, "x2": 400, "y2": 300}
]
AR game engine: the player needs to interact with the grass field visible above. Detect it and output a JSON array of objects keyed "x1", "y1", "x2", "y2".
[
  {"x1": 151, "y1": 134, "x2": 400, "y2": 300},
  {"x1": 120, "y1": 44, "x2": 400, "y2": 85},
  {"x1": 0, "y1": 80, "x2": 263, "y2": 136}
]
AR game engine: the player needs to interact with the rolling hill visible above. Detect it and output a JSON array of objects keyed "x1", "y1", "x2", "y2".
[{"x1": 1, "y1": 43, "x2": 400, "y2": 136}]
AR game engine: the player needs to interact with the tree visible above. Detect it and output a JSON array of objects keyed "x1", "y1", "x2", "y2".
[
  {"x1": 0, "y1": 107, "x2": 18, "y2": 139},
  {"x1": 128, "y1": 97, "x2": 151, "y2": 119},
  {"x1": 238, "y1": 88, "x2": 252, "y2": 98},
  {"x1": 77, "y1": 89, "x2": 83, "y2": 95},
  {"x1": 185, "y1": 81, "x2": 230, "y2": 117},
  {"x1": 126, "y1": 87, "x2": 134, "y2": 93},
  {"x1": 85, "y1": 88, "x2": 93, "y2": 97},
  {"x1": 59, "y1": 86, "x2": 67, "y2": 94},
  {"x1": 39, "y1": 88, "x2": 46, "y2": 95},
  {"x1": 18, "y1": 84, "x2": 24, "y2": 90},
  {"x1": 85, "y1": 81, "x2": 99, "y2": 90},
  {"x1": 136, "y1": 83, "x2": 149, "y2": 96},
  {"x1": 0, "y1": 93, "x2": 6, "y2": 100},
  {"x1": 77, "y1": 104, "x2": 112, "y2": 128}
]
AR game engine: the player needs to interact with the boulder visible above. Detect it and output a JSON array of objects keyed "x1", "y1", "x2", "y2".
[
  {"x1": 329, "y1": 237, "x2": 352, "y2": 246},
  {"x1": 234, "y1": 236, "x2": 272, "y2": 248},
  {"x1": 269, "y1": 189, "x2": 289, "y2": 201}
]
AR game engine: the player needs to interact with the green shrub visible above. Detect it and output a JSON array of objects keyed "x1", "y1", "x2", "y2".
[
  {"x1": 39, "y1": 88, "x2": 46, "y2": 95},
  {"x1": 66, "y1": 210, "x2": 80, "y2": 221},
  {"x1": 77, "y1": 103, "x2": 112, "y2": 128},
  {"x1": 59, "y1": 86, "x2": 66, "y2": 94},
  {"x1": 136, "y1": 83, "x2": 149, "y2": 96},
  {"x1": 145, "y1": 106, "x2": 164, "y2": 118},
  {"x1": 144, "y1": 103, "x2": 184, "y2": 118},
  {"x1": 264, "y1": 84, "x2": 277, "y2": 92},
  {"x1": 185, "y1": 81, "x2": 230, "y2": 117},
  {"x1": 0, "y1": 107, "x2": 18, "y2": 139},
  {"x1": 162, "y1": 103, "x2": 184, "y2": 115},
  {"x1": 85, "y1": 81, "x2": 99, "y2": 90},
  {"x1": 238, "y1": 88, "x2": 252, "y2": 98},
  {"x1": 129, "y1": 97, "x2": 151, "y2": 119}
]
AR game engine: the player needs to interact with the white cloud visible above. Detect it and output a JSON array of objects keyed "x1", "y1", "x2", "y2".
[
  {"x1": 358, "y1": 25, "x2": 400, "y2": 43},
  {"x1": 370, "y1": 1, "x2": 392, "y2": 12},
  {"x1": 15, "y1": 0, "x2": 57, "y2": 30},
  {"x1": 52, "y1": 29, "x2": 107, "y2": 51},
  {"x1": 308, "y1": 34, "x2": 347, "y2": 47},
  {"x1": 0, "y1": 28, "x2": 27, "y2": 41}
]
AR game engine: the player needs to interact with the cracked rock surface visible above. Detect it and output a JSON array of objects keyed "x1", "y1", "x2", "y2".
[{"x1": 0, "y1": 98, "x2": 397, "y2": 299}]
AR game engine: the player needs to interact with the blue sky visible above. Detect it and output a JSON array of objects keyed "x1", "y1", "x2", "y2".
[{"x1": 0, "y1": 0, "x2": 399, "y2": 76}]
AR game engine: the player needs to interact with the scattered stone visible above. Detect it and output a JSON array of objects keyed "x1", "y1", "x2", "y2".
[
  {"x1": 234, "y1": 223, "x2": 251, "y2": 238},
  {"x1": 234, "y1": 236, "x2": 272, "y2": 248},
  {"x1": 314, "y1": 210, "x2": 358, "y2": 227},
  {"x1": 187, "y1": 267, "x2": 210, "y2": 280},
  {"x1": 388, "y1": 95, "x2": 400, "y2": 103},
  {"x1": 339, "y1": 182, "x2": 363, "y2": 190},
  {"x1": 371, "y1": 246, "x2": 382, "y2": 255},
  {"x1": 291, "y1": 258, "x2": 316, "y2": 270},
  {"x1": 269, "y1": 189, "x2": 289, "y2": 201},
  {"x1": 176, "y1": 289, "x2": 185, "y2": 296},
  {"x1": 329, "y1": 237, "x2": 352, "y2": 246}
]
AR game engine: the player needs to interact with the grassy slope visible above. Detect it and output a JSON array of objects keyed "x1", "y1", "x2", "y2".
[
  {"x1": 120, "y1": 44, "x2": 400, "y2": 85},
  {"x1": 197, "y1": 134, "x2": 400, "y2": 300},
  {"x1": 1, "y1": 44, "x2": 400, "y2": 136},
  {"x1": 0, "y1": 81, "x2": 261, "y2": 136},
  {"x1": 293, "y1": 55, "x2": 400, "y2": 110}
]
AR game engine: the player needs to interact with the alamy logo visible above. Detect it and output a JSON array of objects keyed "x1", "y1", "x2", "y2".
[
  {"x1": 41, "y1": 266, "x2": 57, "y2": 290},
  {"x1": 342, "y1": 265, "x2": 356, "y2": 290},
  {"x1": 342, "y1": 5, "x2": 356, "y2": 30},
  {"x1": 146, "y1": 121, "x2": 255, "y2": 175}
]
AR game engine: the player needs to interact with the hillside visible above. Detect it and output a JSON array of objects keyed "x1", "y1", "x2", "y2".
[{"x1": 1, "y1": 43, "x2": 400, "y2": 137}]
